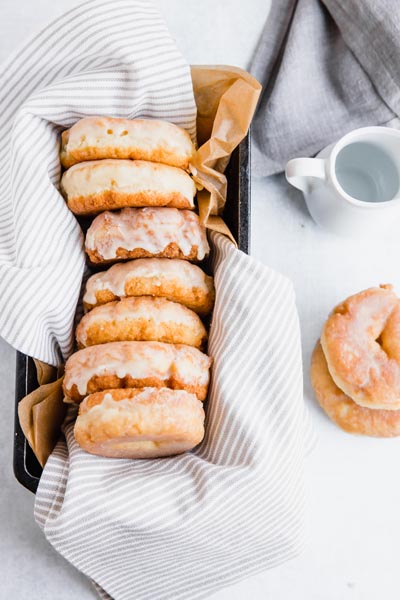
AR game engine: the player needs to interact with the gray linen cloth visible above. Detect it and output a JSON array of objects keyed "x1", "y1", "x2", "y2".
[{"x1": 251, "y1": 0, "x2": 400, "y2": 176}]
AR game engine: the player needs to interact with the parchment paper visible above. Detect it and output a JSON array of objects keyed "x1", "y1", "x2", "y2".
[
  {"x1": 17, "y1": 65, "x2": 261, "y2": 465},
  {"x1": 191, "y1": 65, "x2": 261, "y2": 238},
  {"x1": 18, "y1": 360, "x2": 66, "y2": 467}
]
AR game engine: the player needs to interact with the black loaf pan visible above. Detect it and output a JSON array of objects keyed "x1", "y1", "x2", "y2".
[{"x1": 14, "y1": 133, "x2": 251, "y2": 494}]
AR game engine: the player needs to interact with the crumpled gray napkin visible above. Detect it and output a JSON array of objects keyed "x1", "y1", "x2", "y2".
[{"x1": 250, "y1": 0, "x2": 400, "y2": 176}]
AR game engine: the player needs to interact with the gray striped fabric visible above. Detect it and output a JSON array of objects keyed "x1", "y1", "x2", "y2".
[
  {"x1": 0, "y1": 0, "x2": 196, "y2": 365},
  {"x1": 34, "y1": 232, "x2": 313, "y2": 600},
  {"x1": 1, "y1": 2, "x2": 313, "y2": 597}
]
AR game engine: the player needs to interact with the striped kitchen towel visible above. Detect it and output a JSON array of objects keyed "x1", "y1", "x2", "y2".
[
  {"x1": 0, "y1": 1, "x2": 314, "y2": 598},
  {"x1": 35, "y1": 232, "x2": 313, "y2": 600},
  {"x1": 0, "y1": 0, "x2": 196, "y2": 366}
]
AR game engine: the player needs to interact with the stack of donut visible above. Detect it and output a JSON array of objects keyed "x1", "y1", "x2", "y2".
[
  {"x1": 60, "y1": 116, "x2": 215, "y2": 459},
  {"x1": 311, "y1": 284, "x2": 400, "y2": 437}
]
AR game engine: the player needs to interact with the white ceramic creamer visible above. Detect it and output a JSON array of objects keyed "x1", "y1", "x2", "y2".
[{"x1": 285, "y1": 127, "x2": 400, "y2": 236}]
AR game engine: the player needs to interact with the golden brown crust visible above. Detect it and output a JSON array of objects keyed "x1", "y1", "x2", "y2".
[
  {"x1": 67, "y1": 190, "x2": 193, "y2": 215},
  {"x1": 62, "y1": 144, "x2": 191, "y2": 170},
  {"x1": 84, "y1": 281, "x2": 214, "y2": 316},
  {"x1": 311, "y1": 342, "x2": 400, "y2": 437},
  {"x1": 74, "y1": 387, "x2": 205, "y2": 459},
  {"x1": 61, "y1": 160, "x2": 196, "y2": 214},
  {"x1": 77, "y1": 318, "x2": 206, "y2": 349},
  {"x1": 66, "y1": 375, "x2": 208, "y2": 404},
  {"x1": 79, "y1": 386, "x2": 185, "y2": 412},
  {"x1": 85, "y1": 208, "x2": 210, "y2": 264},
  {"x1": 87, "y1": 242, "x2": 203, "y2": 264},
  {"x1": 63, "y1": 341, "x2": 211, "y2": 403},
  {"x1": 60, "y1": 117, "x2": 195, "y2": 169},
  {"x1": 76, "y1": 297, "x2": 208, "y2": 349},
  {"x1": 84, "y1": 289, "x2": 117, "y2": 310},
  {"x1": 321, "y1": 285, "x2": 400, "y2": 410}
]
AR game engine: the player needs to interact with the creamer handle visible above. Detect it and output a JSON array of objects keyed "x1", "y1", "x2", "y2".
[{"x1": 285, "y1": 158, "x2": 326, "y2": 192}]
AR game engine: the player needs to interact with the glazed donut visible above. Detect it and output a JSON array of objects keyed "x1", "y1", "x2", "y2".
[
  {"x1": 85, "y1": 207, "x2": 210, "y2": 264},
  {"x1": 60, "y1": 116, "x2": 195, "y2": 169},
  {"x1": 74, "y1": 387, "x2": 205, "y2": 459},
  {"x1": 83, "y1": 258, "x2": 215, "y2": 316},
  {"x1": 311, "y1": 342, "x2": 400, "y2": 437},
  {"x1": 60, "y1": 159, "x2": 197, "y2": 215},
  {"x1": 63, "y1": 341, "x2": 211, "y2": 403},
  {"x1": 321, "y1": 285, "x2": 400, "y2": 410},
  {"x1": 76, "y1": 296, "x2": 208, "y2": 349}
]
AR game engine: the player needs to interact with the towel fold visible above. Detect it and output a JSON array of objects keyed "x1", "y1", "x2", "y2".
[
  {"x1": 35, "y1": 231, "x2": 313, "y2": 600},
  {"x1": 250, "y1": 0, "x2": 400, "y2": 176}
]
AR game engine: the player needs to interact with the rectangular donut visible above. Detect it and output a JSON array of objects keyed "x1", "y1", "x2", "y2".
[
  {"x1": 75, "y1": 296, "x2": 208, "y2": 349},
  {"x1": 60, "y1": 116, "x2": 195, "y2": 169},
  {"x1": 85, "y1": 207, "x2": 210, "y2": 264},
  {"x1": 63, "y1": 341, "x2": 212, "y2": 403},
  {"x1": 83, "y1": 258, "x2": 215, "y2": 315},
  {"x1": 60, "y1": 159, "x2": 197, "y2": 215},
  {"x1": 74, "y1": 387, "x2": 205, "y2": 459}
]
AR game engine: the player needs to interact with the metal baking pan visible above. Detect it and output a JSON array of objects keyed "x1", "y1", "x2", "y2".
[{"x1": 13, "y1": 133, "x2": 251, "y2": 494}]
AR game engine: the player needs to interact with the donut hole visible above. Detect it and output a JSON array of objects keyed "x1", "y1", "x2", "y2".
[
  {"x1": 120, "y1": 130, "x2": 128, "y2": 136},
  {"x1": 375, "y1": 333, "x2": 390, "y2": 358},
  {"x1": 107, "y1": 129, "x2": 113, "y2": 134}
]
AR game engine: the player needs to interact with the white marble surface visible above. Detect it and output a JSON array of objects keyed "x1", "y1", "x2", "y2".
[{"x1": 1, "y1": 1, "x2": 400, "y2": 599}]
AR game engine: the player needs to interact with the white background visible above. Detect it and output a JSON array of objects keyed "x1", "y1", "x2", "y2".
[{"x1": 1, "y1": 1, "x2": 400, "y2": 599}]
